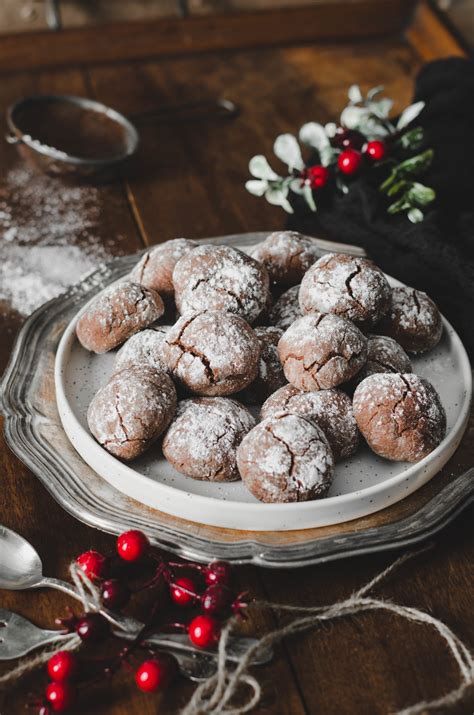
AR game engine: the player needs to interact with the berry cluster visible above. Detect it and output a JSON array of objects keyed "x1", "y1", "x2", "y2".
[{"x1": 34, "y1": 530, "x2": 245, "y2": 713}]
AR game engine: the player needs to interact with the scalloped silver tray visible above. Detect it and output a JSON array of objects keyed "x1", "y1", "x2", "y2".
[{"x1": 1, "y1": 232, "x2": 473, "y2": 567}]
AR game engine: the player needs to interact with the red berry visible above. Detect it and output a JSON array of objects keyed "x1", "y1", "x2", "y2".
[
  {"x1": 101, "y1": 579, "x2": 131, "y2": 609},
  {"x1": 333, "y1": 128, "x2": 365, "y2": 150},
  {"x1": 365, "y1": 140, "x2": 386, "y2": 161},
  {"x1": 76, "y1": 550, "x2": 108, "y2": 580},
  {"x1": 307, "y1": 165, "x2": 329, "y2": 190},
  {"x1": 75, "y1": 613, "x2": 110, "y2": 642},
  {"x1": 201, "y1": 585, "x2": 232, "y2": 616},
  {"x1": 338, "y1": 149, "x2": 362, "y2": 175},
  {"x1": 117, "y1": 530, "x2": 150, "y2": 562},
  {"x1": 170, "y1": 576, "x2": 196, "y2": 607},
  {"x1": 205, "y1": 561, "x2": 231, "y2": 587},
  {"x1": 47, "y1": 651, "x2": 78, "y2": 682},
  {"x1": 188, "y1": 615, "x2": 221, "y2": 648},
  {"x1": 45, "y1": 682, "x2": 75, "y2": 712},
  {"x1": 135, "y1": 657, "x2": 173, "y2": 692}
]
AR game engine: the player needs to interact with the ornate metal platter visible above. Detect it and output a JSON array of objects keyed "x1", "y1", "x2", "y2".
[{"x1": 1, "y1": 233, "x2": 473, "y2": 567}]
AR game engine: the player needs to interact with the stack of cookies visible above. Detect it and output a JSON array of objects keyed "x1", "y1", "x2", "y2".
[{"x1": 77, "y1": 232, "x2": 446, "y2": 504}]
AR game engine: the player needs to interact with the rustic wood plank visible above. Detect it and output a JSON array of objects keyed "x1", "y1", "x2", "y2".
[
  {"x1": 86, "y1": 38, "x2": 420, "y2": 247},
  {"x1": 0, "y1": 1, "x2": 417, "y2": 74},
  {"x1": 406, "y1": 0, "x2": 466, "y2": 60}
]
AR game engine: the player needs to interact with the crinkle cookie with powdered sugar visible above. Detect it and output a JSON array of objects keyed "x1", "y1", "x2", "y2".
[
  {"x1": 238, "y1": 326, "x2": 287, "y2": 404},
  {"x1": 76, "y1": 281, "x2": 164, "y2": 354},
  {"x1": 278, "y1": 313, "x2": 367, "y2": 391},
  {"x1": 351, "y1": 334, "x2": 412, "y2": 387},
  {"x1": 172, "y1": 245, "x2": 270, "y2": 324},
  {"x1": 299, "y1": 253, "x2": 391, "y2": 329},
  {"x1": 261, "y1": 386, "x2": 358, "y2": 461},
  {"x1": 269, "y1": 285, "x2": 302, "y2": 330},
  {"x1": 377, "y1": 286, "x2": 443, "y2": 354},
  {"x1": 162, "y1": 310, "x2": 260, "y2": 396},
  {"x1": 163, "y1": 397, "x2": 255, "y2": 481},
  {"x1": 130, "y1": 238, "x2": 198, "y2": 297},
  {"x1": 237, "y1": 412, "x2": 335, "y2": 503},
  {"x1": 252, "y1": 231, "x2": 320, "y2": 288},
  {"x1": 87, "y1": 366, "x2": 177, "y2": 461},
  {"x1": 114, "y1": 326, "x2": 171, "y2": 375},
  {"x1": 353, "y1": 373, "x2": 446, "y2": 463}
]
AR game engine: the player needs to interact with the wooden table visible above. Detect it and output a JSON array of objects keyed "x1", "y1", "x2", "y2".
[{"x1": 0, "y1": 3, "x2": 472, "y2": 713}]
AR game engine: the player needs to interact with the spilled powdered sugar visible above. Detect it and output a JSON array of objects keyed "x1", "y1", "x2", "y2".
[{"x1": 0, "y1": 166, "x2": 114, "y2": 317}]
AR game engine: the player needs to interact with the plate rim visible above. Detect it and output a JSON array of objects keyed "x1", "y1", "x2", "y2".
[
  {"x1": 54, "y1": 239, "x2": 472, "y2": 530},
  {"x1": 1, "y1": 233, "x2": 473, "y2": 566}
]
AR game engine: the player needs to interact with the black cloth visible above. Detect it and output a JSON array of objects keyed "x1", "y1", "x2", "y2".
[{"x1": 287, "y1": 58, "x2": 474, "y2": 359}]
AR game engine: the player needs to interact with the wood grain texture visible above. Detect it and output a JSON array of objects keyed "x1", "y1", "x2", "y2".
[
  {"x1": 1, "y1": 8, "x2": 473, "y2": 715},
  {"x1": 0, "y1": 1, "x2": 417, "y2": 73}
]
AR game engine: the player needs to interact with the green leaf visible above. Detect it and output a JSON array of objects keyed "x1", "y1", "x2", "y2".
[
  {"x1": 386, "y1": 179, "x2": 408, "y2": 197},
  {"x1": 395, "y1": 149, "x2": 434, "y2": 178},
  {"x1": 408, "y1": 207, "x2": 424, "y2": 223},
  {"x1": 406, "y1": 182, "x2": 436, "y2": 207},
  {"x1": 387, "y1": 197, "x2": 411, "y2": 214},
  {"x1": 396, "y1": 126, "x2": 424, "y2": 150}
]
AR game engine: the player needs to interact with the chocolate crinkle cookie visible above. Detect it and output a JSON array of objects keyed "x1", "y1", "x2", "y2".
[
  {"x1": 269, "y1": 285, "x2": 302, "y2": 330},
  {"x1": 377, "y1": 286, "x2": 443, "y2": 354},
  {"x1": 278, "y1": 313, "x2": 367, "y2": 391},
  {"x1": 299, "y1": 253, "x2": 391, "y2": 329},
  {"x1": 238, "y1": 327, "x2": 287, "y2": 404},
  {"x1": 237, "y1": 412, "x2": 335, "y2": 503},
  {"x1": 351, "y1": 334, "x2": 412, "y2": 387},
  {"x1": 162, "y1": 310, "x2": 260, "y2": 396},
  {"x1": 252, "y1": 231, "x2": 320, "y2": 288},
  {"x1": 130, "y1": 238, "x2": 198, "y2": 297},
  {"x1": 261, "y1": 386, "x2": 358, "y2": 461},
  {"x1": 163, "y1": 397, "x2": 255, "y2": 481},
  {"x1": 87, "y1": 366, "x2": 177, "y2": 461},
  {"x1": 76, "y1": 281, "x2": 164, "y2": 354},
  {"x1": 114, "y1": 326, "x2": 171, "y2": 375},
  {"x1": 173, "y1": 245, "x2": 270, "y2": 324},
  {"x1": 353, "y1": 373, "x2": 446, "y2": 462}
]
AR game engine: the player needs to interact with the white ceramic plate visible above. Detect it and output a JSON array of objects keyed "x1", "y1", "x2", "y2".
[{"x1": 55, "y1": 241, "x2": 471, "y2": 532}]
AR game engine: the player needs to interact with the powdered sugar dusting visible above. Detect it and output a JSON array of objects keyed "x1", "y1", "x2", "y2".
[
  {"x1": 0, "y1": 166, "x2": 115, "y2": 316},
  {"x1": 269, "y1": 285, "x2": 302, "y2": 330},
  {"x1": 114, "y1": 326, "x2": 171, "y2": 374}
]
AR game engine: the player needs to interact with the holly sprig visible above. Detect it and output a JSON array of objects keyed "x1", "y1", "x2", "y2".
[{"x1": 245, "y1": 85, "x2": 435, "y2": 223}]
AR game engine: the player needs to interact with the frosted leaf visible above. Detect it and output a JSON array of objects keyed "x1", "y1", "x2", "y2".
[
  {"x1": 289, "y1": 177, "x2": 305, "y2": 195},
  {"x1": 348, "y1": 84, "x2": 363, "y2": 103},
  {"x1": 340, "y1": 105, "x2": 370, "y2": 129},
  {"x1": 397, "y1": 101, "x2": 425, "y2": 130},
  {"x1": 273, "y1": 134, "x2": 304, "y2": 171},
  {"x1": 369, "y1": 97, "x2": 393, "y2": 119},
  {"x1": 408, "y1": 207, "x2": 424, "y2": 223},
  {"x1": 246, "y1": 179, "x2": 268, "y2": 196},
  {"x1": 325, "y1": 122, "x2": 337, "y2": 138},
  {"x1": 265, "y1": 186, "x2": 293, "y2": 213},
  {"x1": 249, "y1": 155, "x2": 280, "y2": 180},
  {"x1": 299, "y1": 122, "x2": 329, "y2": 151},
  {"x1": 303, "y1": 184, "x2": 317, "y2": 212}
]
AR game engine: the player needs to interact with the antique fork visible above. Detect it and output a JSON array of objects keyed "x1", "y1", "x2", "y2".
[{"x1": 0, "y1": 609, "x2": 218, "y2": 682}]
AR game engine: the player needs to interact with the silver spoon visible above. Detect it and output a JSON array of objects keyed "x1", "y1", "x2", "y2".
[
  {"x1": 0, "y1": 526, "x2": 272, "y2": 665},
  {"x1": 0, "y1": 608, "x2": 217, "y2": 682}
]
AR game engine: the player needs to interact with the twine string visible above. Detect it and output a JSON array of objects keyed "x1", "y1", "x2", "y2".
[{"x1": 182, "y1": 547, "x2": 474, "y2": 715}]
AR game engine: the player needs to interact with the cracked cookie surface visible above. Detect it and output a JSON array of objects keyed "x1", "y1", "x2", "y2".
[
  {"x1": 351, "y1": 334, "x2": 412, "y2": 387},
  {"x1": 353, "y1": 373, "x2": 446, "y2": 462},
  {"x1": 162, "y1": 310, "x2": 260, "y2": 396},
  {"x1": 163, "y1": 397, "x2": 255, "y2": 481},
  {"x1": 172, "y1": 245, "x2": 270, "y2": 323},
  {"x1": 269, "y1": 285, "x2": 302, "y2": 330},
  {"x1": 299, "y1": 253, "x2": 391, "y2": 329},
  {"x1": 130, "y1": 238, "x2": 198, "y2": 297},
  {"x1": 261, "y1": 386, "x2": 358, "y2": 461},
  {"x1": 377, "y1": 286, "x2": 443, "y2": 354},
  {"x1": 252, "y1": 231, "x2": 320, "y2": 288},
  {"x1": 237, "y1": 412, "x2": 334, "y2": 503},
  {"x1": 87, "y1": 366, "x2": 177, "y2": 461},
  {"x1": 76, "y1": 280, "x2": 165, "y2": 354},
  {"x1": 278, "y1": 313, "x2": 367, "y2": 391},
  {"x1": 114, "y1": 326, "x2": 171, "y2": 375}
]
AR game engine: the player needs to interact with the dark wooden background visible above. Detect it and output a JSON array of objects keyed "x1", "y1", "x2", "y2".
[{"x1": 0, "y1": 2, "x2": 472, "y2": 713}]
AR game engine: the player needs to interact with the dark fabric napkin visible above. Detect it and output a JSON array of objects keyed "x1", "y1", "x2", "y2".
[{"x1": 288, "y1": 57, "x2": 474, "y2": 359}]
